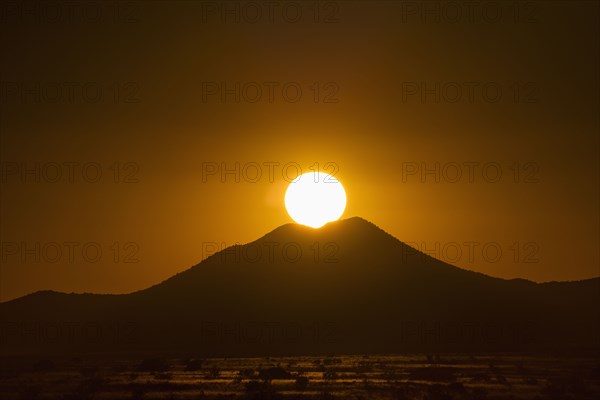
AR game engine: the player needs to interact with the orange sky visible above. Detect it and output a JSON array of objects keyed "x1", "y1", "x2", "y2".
[{"x1": 1, "y1": 1, "x2": 598, "y2": 301}]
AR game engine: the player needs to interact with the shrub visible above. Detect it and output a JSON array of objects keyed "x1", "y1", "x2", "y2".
[
  {"x1": 245, "y1": 380, "x2": 263, "y2": 392},
  {"x1": 295, "y1": 376, "x2": 309, "y2": 389},
  {"x1": 137, "y1": 358, "x2": 169, "y2": 372},
  {"x1": 258, "y1": 367, "x2": 292, "y2": 380},
  {"x1": 185, "y1": 359, "x2": 203, "y2": 371}
]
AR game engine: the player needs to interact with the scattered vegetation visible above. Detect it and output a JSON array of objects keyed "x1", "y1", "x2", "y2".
[
  {"x1": 0, "y1": 355, "x2": 597, "y2": 399},
  {"x1": 184, "y1": 358, "x2": 203, "y2": 371},
  {"x1": 137, "y1": 358, "x2": 169, "y2": 372}
]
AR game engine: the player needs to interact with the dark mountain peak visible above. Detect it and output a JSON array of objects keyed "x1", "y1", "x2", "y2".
[
  {"x1": 338, "y1": 215, "x2": 380, "y2": 226},
  {"x1": 147, "y1": 216, "x2": 423, "y2": 296},
  {"x1": 253, "y1": 221, "x2": 317, "y2": 242},
  {"x1": 1, "y1": 217, "x2": 599, "y2": 357},
  {"x1": 253, "y1": 216, "x2": 402, "y2": 248}
]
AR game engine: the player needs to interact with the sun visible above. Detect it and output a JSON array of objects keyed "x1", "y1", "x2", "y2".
[{"x1": 284, "y1": 172, "x2": 347, "y2": 228}]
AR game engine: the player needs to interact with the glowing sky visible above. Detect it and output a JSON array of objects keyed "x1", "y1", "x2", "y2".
[{"x1": 0, "y1": 1, "x2": 598, "y2": 301}]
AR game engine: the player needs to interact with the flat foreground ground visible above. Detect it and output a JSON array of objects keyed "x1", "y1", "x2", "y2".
[{"x1": 1, "y1": 354, "x2": 598, "y2": 399}]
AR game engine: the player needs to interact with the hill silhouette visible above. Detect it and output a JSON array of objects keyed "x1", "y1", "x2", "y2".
[{"x1": 1, "y1": 217, "x2": 598, "y2": 357}]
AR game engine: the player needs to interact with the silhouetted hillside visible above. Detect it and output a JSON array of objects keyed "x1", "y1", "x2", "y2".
[{"x1": 1, "y1": 217, "x2": 598, "y2": 357}]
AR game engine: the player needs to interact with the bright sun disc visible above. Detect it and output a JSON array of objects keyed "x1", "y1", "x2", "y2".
[{"x1": 284, "y1": 172, "x2": 347, "y2": 228}]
